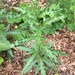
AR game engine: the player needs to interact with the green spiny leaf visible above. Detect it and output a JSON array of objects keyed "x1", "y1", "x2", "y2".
[{"x1": 22, "y1": 53, "x2": 36, "y2": 74}]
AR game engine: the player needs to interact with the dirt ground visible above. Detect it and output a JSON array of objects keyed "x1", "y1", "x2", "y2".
[{"x1": 0, "y1": 0, "x2": 75, "y2": 75}]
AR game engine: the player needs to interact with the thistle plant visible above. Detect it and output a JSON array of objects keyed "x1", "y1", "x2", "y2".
[{"x1": 0, "y1": 1, "x2": 68, "y2": 75}]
